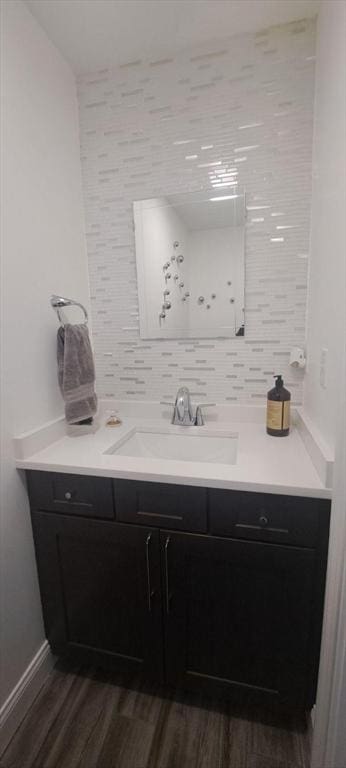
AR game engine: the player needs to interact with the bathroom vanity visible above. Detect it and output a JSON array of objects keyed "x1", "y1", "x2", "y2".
[{"x1": 26, "y1": 468, "x2": 330, "y2": 710}]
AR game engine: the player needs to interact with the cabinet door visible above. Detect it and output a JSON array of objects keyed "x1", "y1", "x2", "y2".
[
  {"x1": 32, "y1": 512, "x2": 163, "y2": 680},
  {"x1": 162, "y1": 531, "x2": 315, "y2": 706}
]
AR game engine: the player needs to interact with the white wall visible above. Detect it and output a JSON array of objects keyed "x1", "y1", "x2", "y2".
[
  {"x1": 304, "y1": 1, "x2": 346, "y2": 454},
  {"x1": 0, "y1": 0, "x2": 90, "y2": 710},
  {"x1": 309, "y1": 2, "x2": 346, "y2": 767}
]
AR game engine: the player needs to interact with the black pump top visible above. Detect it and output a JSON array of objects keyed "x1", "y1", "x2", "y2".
[{"x1": 274, "y1": 374, "x2": 284, "y2": 389}]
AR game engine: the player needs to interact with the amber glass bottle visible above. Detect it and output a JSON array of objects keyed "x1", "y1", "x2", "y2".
[{"x1": 266, "y1": 375, "x2": 291, "y2": 437}]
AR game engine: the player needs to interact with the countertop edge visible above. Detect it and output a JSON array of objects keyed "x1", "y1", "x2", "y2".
[{"x1": 16, "y1": 459, "x2": 332, "y2": 500}]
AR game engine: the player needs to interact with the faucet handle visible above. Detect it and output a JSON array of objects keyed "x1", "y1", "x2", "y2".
[
  {"x1": 160, "y1": 401, "x2": 175, "y2": 407},
  {"x1": 195, "y1": 403, "x2": 216, "y2": 409},
  {"x1": 195, "y1": 403, "x2": 216, "y2": 426}
]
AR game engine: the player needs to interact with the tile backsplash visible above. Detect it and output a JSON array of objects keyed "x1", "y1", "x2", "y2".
[{"x1": 78, "y1": 18, "x2": 315, "y2": 405}]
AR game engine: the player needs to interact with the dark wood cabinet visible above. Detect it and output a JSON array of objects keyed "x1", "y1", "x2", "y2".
[
  {"x1": 27, "y1": 471, "x2": 330, "y2": 709},
  {"x1": 28, "y1": 471, "x2": 114, "y2": 519},
  {"x1": 161, "y1": 531, "x2": 317, "y2": 706},
  {"x1": 114, "y1": 479, "x2": 207, "y2": 532},
  {"x1": 209, "y1": 488, "x2": 327, "y2": 547},
  {"x1": 31, "y1": 512, "x2": 163, "y2": 680}
]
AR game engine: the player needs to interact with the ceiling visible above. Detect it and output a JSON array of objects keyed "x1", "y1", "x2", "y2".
[{"x1": 25, "y1": 0, "x2": 320, "y2": 76}]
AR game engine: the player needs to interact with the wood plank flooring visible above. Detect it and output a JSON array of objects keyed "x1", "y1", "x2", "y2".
[{"x1": 0, "y1": 661, "x2": 311, "y2": 768}]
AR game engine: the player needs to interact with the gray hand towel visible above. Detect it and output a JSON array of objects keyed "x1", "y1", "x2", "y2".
[{"x1": 57, "y1": 324, "x2": 97, "y2": 424}]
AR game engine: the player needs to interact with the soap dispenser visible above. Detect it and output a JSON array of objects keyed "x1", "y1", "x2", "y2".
[{"x1": 266, "y1": 375, "x2": 291, "y2": 437}]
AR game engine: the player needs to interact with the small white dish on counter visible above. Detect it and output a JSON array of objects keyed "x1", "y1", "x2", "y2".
[{"x1": 105, "y1": 426, "x2": 238, "y2": 465}]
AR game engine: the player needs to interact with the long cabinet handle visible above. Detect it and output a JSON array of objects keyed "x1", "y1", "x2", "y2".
[
  {"x1": 164, "y1": 535, "x2": 171, "y2": 614},
  {"x1": 138, "y1": 510, "x2": 183, "y2": 521},
  {"x1": 145, "y1": 534, "x2": 153, "y2": 612}
]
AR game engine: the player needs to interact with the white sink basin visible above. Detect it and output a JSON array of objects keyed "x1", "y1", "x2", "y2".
[{"x1": 106, "y1": 427, "x2": 238, "y2": 465}]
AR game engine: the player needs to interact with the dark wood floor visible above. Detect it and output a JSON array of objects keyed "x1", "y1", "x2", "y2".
[{"x1": 1, "y1": 661, "x2": 311, "y2": 768}]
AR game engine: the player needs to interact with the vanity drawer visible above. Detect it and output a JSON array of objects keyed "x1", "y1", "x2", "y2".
[
  {"x1": 209, "y1": 489, "x2": 328, "y2": 547},
  {"x1": 114, "y1": 479, "x2": 207, "y2": 532},
  {"x1": 27, "y1": 471, "x2": 114, "y2": 519}
]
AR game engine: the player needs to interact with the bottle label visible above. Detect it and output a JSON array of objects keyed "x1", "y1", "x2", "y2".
[
  {"x1": 267, "y1": 400, "x2": 290, "y2": 431},
  {"x1": 283, "y1": 401, "x2": 290, "y2": 430}
]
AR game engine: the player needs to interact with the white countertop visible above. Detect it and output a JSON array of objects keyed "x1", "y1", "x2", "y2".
[{"x1": 14, "y1": 403, "x2": 332, "y2": 499}]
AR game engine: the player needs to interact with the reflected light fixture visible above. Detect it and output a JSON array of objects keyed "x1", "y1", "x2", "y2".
[{"x1": 209, "y1": 195, "x2": 240, "y2": 201}]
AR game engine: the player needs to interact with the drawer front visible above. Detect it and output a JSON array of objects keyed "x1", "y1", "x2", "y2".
[
  {"x1": 27, "y1": 471, "x2": 114, "y2": 519},
  {"x1": 114, "y1": 480, "x2": 207, "y2": 532},
  {"x1": 209, "y1": 489, "x2": 328, "y2": 547}
]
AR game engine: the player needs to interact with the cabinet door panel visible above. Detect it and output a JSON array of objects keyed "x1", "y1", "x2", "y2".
[
  {"x1": 32, "y1": 512, "x2": 163, "y2": 680},
  {"x1": 162, "y1": 532, "x2": 315, "y2": 705}
]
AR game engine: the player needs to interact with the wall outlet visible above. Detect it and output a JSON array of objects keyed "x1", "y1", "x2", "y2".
[{"x1": 319, "y1": 347, "x2": 328, "y2": 389}]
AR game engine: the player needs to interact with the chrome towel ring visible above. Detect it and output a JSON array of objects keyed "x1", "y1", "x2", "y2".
[{"x1": 50, "y1": 294, "x2": 88, "y2": 326}]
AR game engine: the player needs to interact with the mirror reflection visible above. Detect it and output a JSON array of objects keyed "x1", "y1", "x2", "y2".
[{"x1": 134, "y1": 189, "x2": 245, "y2": 339}]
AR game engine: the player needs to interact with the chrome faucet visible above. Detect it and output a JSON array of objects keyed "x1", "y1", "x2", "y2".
[
  {"x1": 161, "y1": 386, "x2": 215, "y2": 426},
  {"x1": 172, "y1": 386, "x2": 195, "y2": 426}
]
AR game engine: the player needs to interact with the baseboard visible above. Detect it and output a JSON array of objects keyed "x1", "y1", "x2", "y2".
[{"x1": 0, "y1": 641, "x2": 55, "y2": 755}]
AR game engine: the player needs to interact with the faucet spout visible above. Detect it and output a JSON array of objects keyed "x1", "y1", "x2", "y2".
[{"x1": 172, "y1": 386, "x2": 195, "y2": 426}]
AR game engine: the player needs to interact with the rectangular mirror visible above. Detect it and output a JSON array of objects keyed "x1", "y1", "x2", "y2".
[{"x1": 134, "y1": 189, "x2": 245, "y2": 339}]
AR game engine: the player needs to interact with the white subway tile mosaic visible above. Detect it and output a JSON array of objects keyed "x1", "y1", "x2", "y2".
[{"x1": 78, "y1": 19, "x2": 315, "y2": 405}]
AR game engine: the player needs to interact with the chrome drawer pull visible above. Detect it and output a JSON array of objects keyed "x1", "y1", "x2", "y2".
[
  {"x1": 65, "y1": 492, "x2": 72, "y2": 501},
  {"x1": 145, "y1": 534, "x2": 153, "y2": 612},
  {"x1": 259, "y1": 515, "x2": 269, "y2": 527},
  {"x1": 138, "y1": 510, "x2": 183, "y2": 521},
  {"x1": 164, "y1": 536, "x2": 171, "y2": 614}
]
